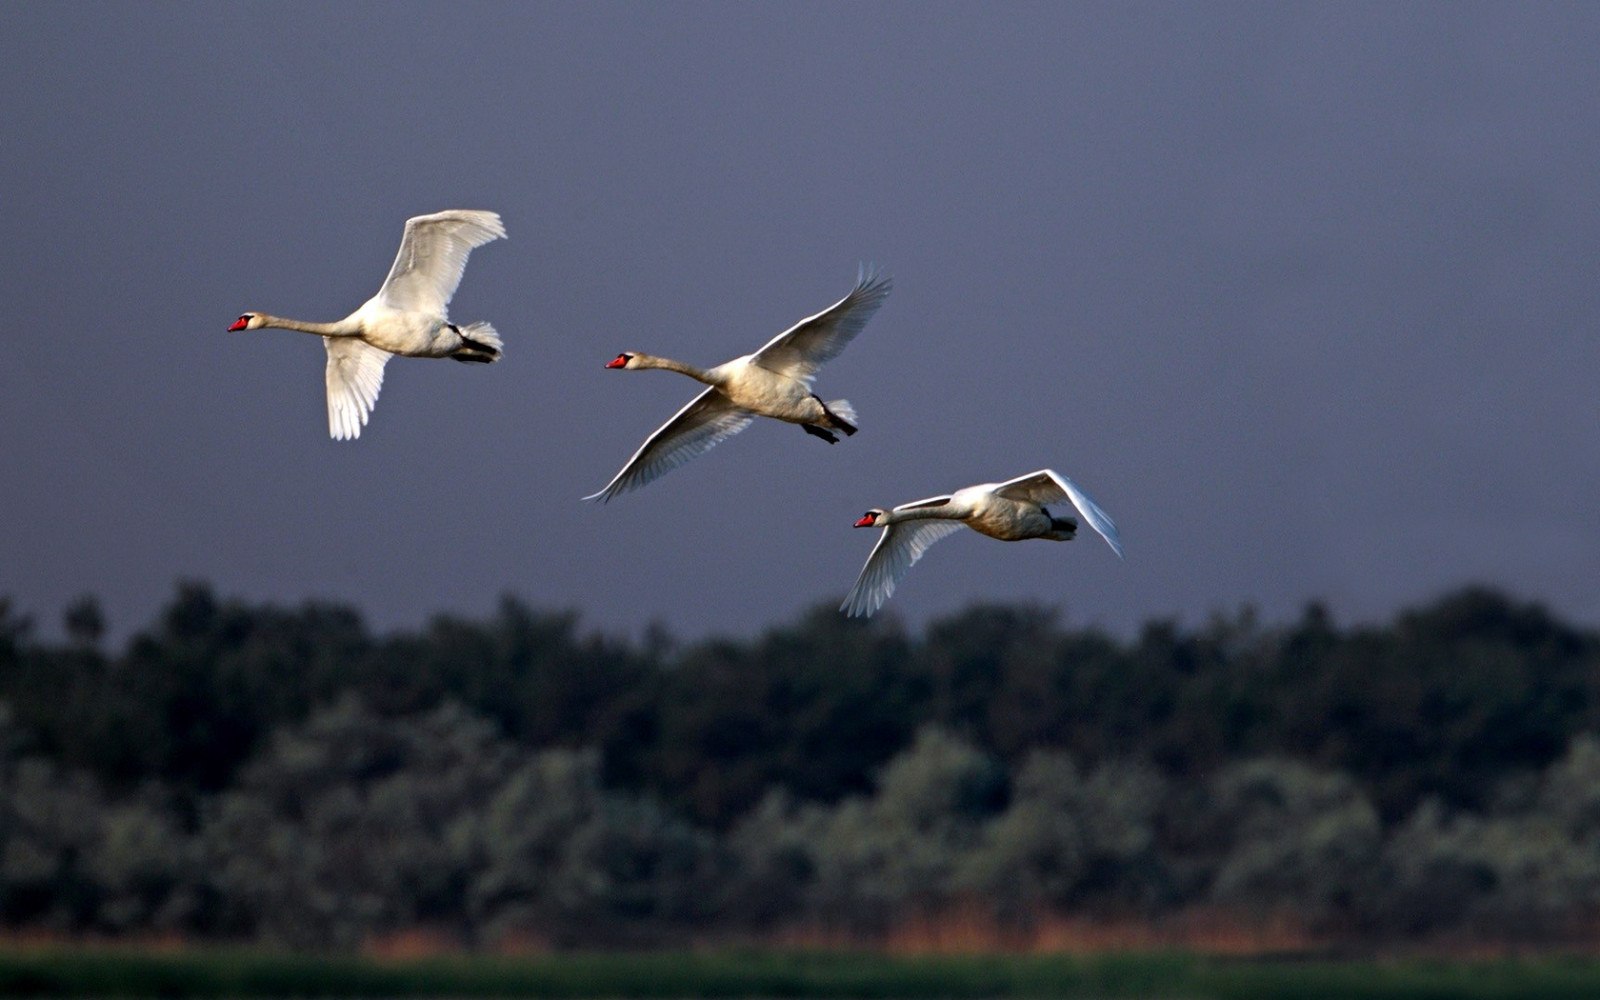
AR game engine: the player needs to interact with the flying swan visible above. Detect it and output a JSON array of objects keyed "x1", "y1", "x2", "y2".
[
  {"x1": 840, "y1": 469, "x2": 1124, "y2": 618},
  {"x1": 584, "y1": 268, "x2": 892, "y2": 502},
  {"x1": 228, "y1": 209, "x2": 507, "y2": 440}
]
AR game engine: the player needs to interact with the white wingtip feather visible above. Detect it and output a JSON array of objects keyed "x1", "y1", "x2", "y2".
[{"x1": 1055, "y1": 472, "x2": 1124, "y2": 559}]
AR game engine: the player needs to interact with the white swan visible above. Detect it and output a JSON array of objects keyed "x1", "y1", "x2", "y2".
[
  {"x1": 840, "y1": 469, "x2": 1124, "y2": 618},
  {"x1": 583, "y1": 268, "x2": 892, "y2": 502},
  {"x1": 229, "y1": 209, "x2": 507, "y2": 440}
]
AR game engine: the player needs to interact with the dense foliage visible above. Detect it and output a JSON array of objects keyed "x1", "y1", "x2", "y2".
[{"x1": 0, "y1": 583, "x2": 1598, "y2": 947}]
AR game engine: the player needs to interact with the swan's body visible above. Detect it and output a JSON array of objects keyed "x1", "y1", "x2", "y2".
[
  {"x1": 584, "y1": 268, "x2": 891, "y2": 502},
  {"x1": 229, "y1": 209, "x2": 507, "y2": 440},
  {"x1": 840, "y1": 469, "x2": 1124, "y2": 618}
]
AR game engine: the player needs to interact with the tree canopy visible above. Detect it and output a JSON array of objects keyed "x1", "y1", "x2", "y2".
[{"x1": 1, "y1": 583, "x2": 1597, "y2": 947}]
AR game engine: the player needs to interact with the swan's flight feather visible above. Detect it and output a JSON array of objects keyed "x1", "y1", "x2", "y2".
[
  {"x1": 750, "y1": 266, "x2": 892, "y2": 383},
  {"x1": 323, "y1": 338, "x2": 391, "y2": 441},
  {"x1": 584, "y1": 387, "x2": 756, "y2": 502},
  {"x1": 841, "y1": 515, "x2": 965, "y2": 619},
  {"x1": 376, "y1": 210, "x2": 506, "y2": 314}
]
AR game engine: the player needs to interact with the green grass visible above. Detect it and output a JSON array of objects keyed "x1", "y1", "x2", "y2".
[{"x1": 2, "y1": 946, "x2": 1600, "y2": 999}]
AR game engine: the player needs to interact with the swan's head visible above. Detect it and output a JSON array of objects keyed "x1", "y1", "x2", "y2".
[
  {"x1": 854, "y1": 509, "x2": 886, "y2": 528},
  {"x1": 605, "y1": 352, "x2": 636, "y2": 369},
  {"x1": 229, "y1": 312, "x2": 264, "y2": 332}
]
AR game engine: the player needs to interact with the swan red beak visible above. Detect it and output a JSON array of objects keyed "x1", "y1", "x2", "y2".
[
  {"x1": 228, "y1": 317, "x2": 249, "y2": 332},
  {"x1": 854, "y1": 513, "x2": 877, "y2": 528},
  {"x1": 605, "y1": 355, "x2": 628, "y2": 369}
]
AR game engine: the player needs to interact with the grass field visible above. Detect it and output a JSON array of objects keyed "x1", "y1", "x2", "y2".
[{"x1": 5, "y1": 947, "x2": 1600, "y2": 999}]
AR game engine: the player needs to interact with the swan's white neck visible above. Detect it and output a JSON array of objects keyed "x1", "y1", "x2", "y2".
[
  {"x1": 256, "y1": 313, "x2": 362, "y2": 337},
  {"x1": 882, "y1": 503, "x2": 963, "y2": 526},
  {"x1": 630, "y1": 354, "x2": 714, "y2": 384}
]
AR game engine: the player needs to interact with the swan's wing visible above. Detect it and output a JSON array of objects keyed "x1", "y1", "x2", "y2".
[
  {"x1": 583, "y1": 387, "x2": 755, "y2": 502},
  {"x1": 896, "y1": 494, "x2": 956, "y2": 513},
  {"x1": 993, "y1": 469, "x2": 1124, "y2": 558},
  {"x1": 375, "y1": 210, "x2": 506, "y2": 315},
  {"x1": 840, "y1": 512, "x2": 965, "y2": 619},
  {"x1": 324, "y1": 337, "x2": 392, "y2": 441},
  {"x1": 749, "y1": 266, "x2": 892, "y2": 383}
]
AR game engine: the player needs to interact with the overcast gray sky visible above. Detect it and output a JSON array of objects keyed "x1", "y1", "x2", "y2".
[{"x1": 2, "y1": 2, "x2": 1597, "y2": 642}]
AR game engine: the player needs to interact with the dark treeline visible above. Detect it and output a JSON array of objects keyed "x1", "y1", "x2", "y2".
[{"x1": 1, "y1": 583, "x2": 1599, "y2": 948}]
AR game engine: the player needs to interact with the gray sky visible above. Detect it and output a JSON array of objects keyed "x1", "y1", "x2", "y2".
[{"x1": 3, "y1": 2, "x2": 1597, "y2": 642}]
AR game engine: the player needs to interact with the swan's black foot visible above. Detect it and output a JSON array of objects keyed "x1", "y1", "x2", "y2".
[
  {"x1": 451, "y1": 351, "x2": 497, "y2": 364},
  {"x1": 802, "y1": 424, "x2": 840, "y2": 444}
]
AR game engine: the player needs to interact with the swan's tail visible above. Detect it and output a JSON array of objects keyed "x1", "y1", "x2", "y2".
[
  {"x1": 824, "y1": 399, "x2": 858, "y2": 435},
  {"x1": 451, "y1": 322, "x2": 503, "y2": 364}
]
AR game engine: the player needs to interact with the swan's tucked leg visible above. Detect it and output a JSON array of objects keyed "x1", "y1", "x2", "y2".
[
  {"x1": 811, "y1": 394, "x2": 858, "y2": 436},
  {"x1": 801, "y1": 424, "x2": 841, "y2": 444},
  {"x1": 447, "y1": 322, "x2": 503, "y2": 363},
  {"x1": 1042, "y1": 507, "x2": 1079, "y2": 536}
]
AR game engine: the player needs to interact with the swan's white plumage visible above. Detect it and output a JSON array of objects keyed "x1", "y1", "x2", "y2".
[
  {"x1": 232, "y1": 209, "x2": 505, "y2": 440},
  {"x1": 324, "y1": 338, "x2": 391, "y2": 441},
  {"x1": 587, "y1": 268, "x2": 890, "y2": 499},
  {"x1": 376, "y1": 210, "x2": 507, "y2": 314},
  {"x1": 841, "y1": 469, "x2": 1124, "y2": 618},
  {"x1": 583, "y1": 387, "x2": 756, "y2": 502}
]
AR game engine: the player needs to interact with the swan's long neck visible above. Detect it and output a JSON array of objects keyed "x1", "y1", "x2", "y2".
[
  {"x1": 256, "y1": 313, "x2": 361, "y2": 337},
  {"x1": 631, "y1": 354, "x2": 715, "y2": 384},
  {"x1": 883, "y1": 503, "x2": 964, "y2": 526}
]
